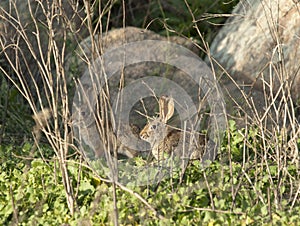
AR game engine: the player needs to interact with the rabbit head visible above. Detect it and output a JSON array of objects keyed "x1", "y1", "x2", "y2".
[
  {"x1": 139, "y1": 96, "x2": 175, "y2": 152},
  {"x1": 139, "y1": 96, "x2": 208, "y2": 161}
]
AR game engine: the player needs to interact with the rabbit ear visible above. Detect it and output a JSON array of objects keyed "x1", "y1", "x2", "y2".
[{"x1": 159, "y1": 96, "x2": 174, "y2": 123}]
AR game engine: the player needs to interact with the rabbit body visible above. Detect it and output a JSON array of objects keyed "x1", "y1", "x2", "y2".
[
  {"x1": 140, "y1": 118, "x2": 181, "y2": 160},
  {"x1": 139, "y1": 96, "x2": 206, "y2": 161}
]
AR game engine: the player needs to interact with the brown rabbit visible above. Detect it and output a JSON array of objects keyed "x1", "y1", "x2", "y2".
[{"x1": 139, "y1": 96, "x2": 207, "y2": 161}]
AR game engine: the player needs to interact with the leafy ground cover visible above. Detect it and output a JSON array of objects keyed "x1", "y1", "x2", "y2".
[{"x1": 1, "y1": 120, "x2": 299, "y2": 225}]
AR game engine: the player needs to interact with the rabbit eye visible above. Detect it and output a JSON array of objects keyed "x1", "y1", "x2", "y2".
[{"x1": 151, "y1": 124, "x2": 157, "y2": 130}]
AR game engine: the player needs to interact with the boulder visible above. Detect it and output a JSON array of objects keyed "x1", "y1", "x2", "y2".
[
  {"x1": 207, "y1": 0, "x2": 300, "y2": 109},
  {"x1": 68, "y1": 27, "x2": 223, "y2": 161}
]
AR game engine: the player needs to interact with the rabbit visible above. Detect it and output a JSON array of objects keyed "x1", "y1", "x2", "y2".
[{"x1": 139, "y1": 96, "x2": 207, "y2": 161}]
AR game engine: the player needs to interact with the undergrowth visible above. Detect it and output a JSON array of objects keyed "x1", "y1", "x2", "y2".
[
  {"x1": 1, "y1": 120, "x2": 299, "y2": 225},
  {"x1": 0, "y1": 0, "x2": 299, "y2": 225}
]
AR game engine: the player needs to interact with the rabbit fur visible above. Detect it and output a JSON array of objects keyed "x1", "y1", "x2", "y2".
[{"x1": 139, "y1": 96, "x2": 206, "y2": 161}]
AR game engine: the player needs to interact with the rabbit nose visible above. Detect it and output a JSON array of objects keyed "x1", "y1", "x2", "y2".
[
  {"x1": 139, "y1": 130, "x2": 147, "y2": 138},
  {"x1": 140, "y1": 132, "x2": 148, "y2": 140}
]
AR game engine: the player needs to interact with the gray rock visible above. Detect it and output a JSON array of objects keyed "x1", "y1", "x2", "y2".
[
  {"x1": 69, "y1": 27, "x2": 224, "y2": 162},
  {"x1": 206, "y1": 0, "x2": 300, "y2": 112},
  {"x1": 66, "y1": 26, "x2": 204, "y2": 122}
]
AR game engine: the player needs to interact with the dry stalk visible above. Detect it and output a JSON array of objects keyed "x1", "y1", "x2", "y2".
[
  {"x1": 0, "y1": 0, "x2": 83, "y2": 215},
  {"x1": 185, "y1": 0, "x2": 300, "y2": 213}
]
